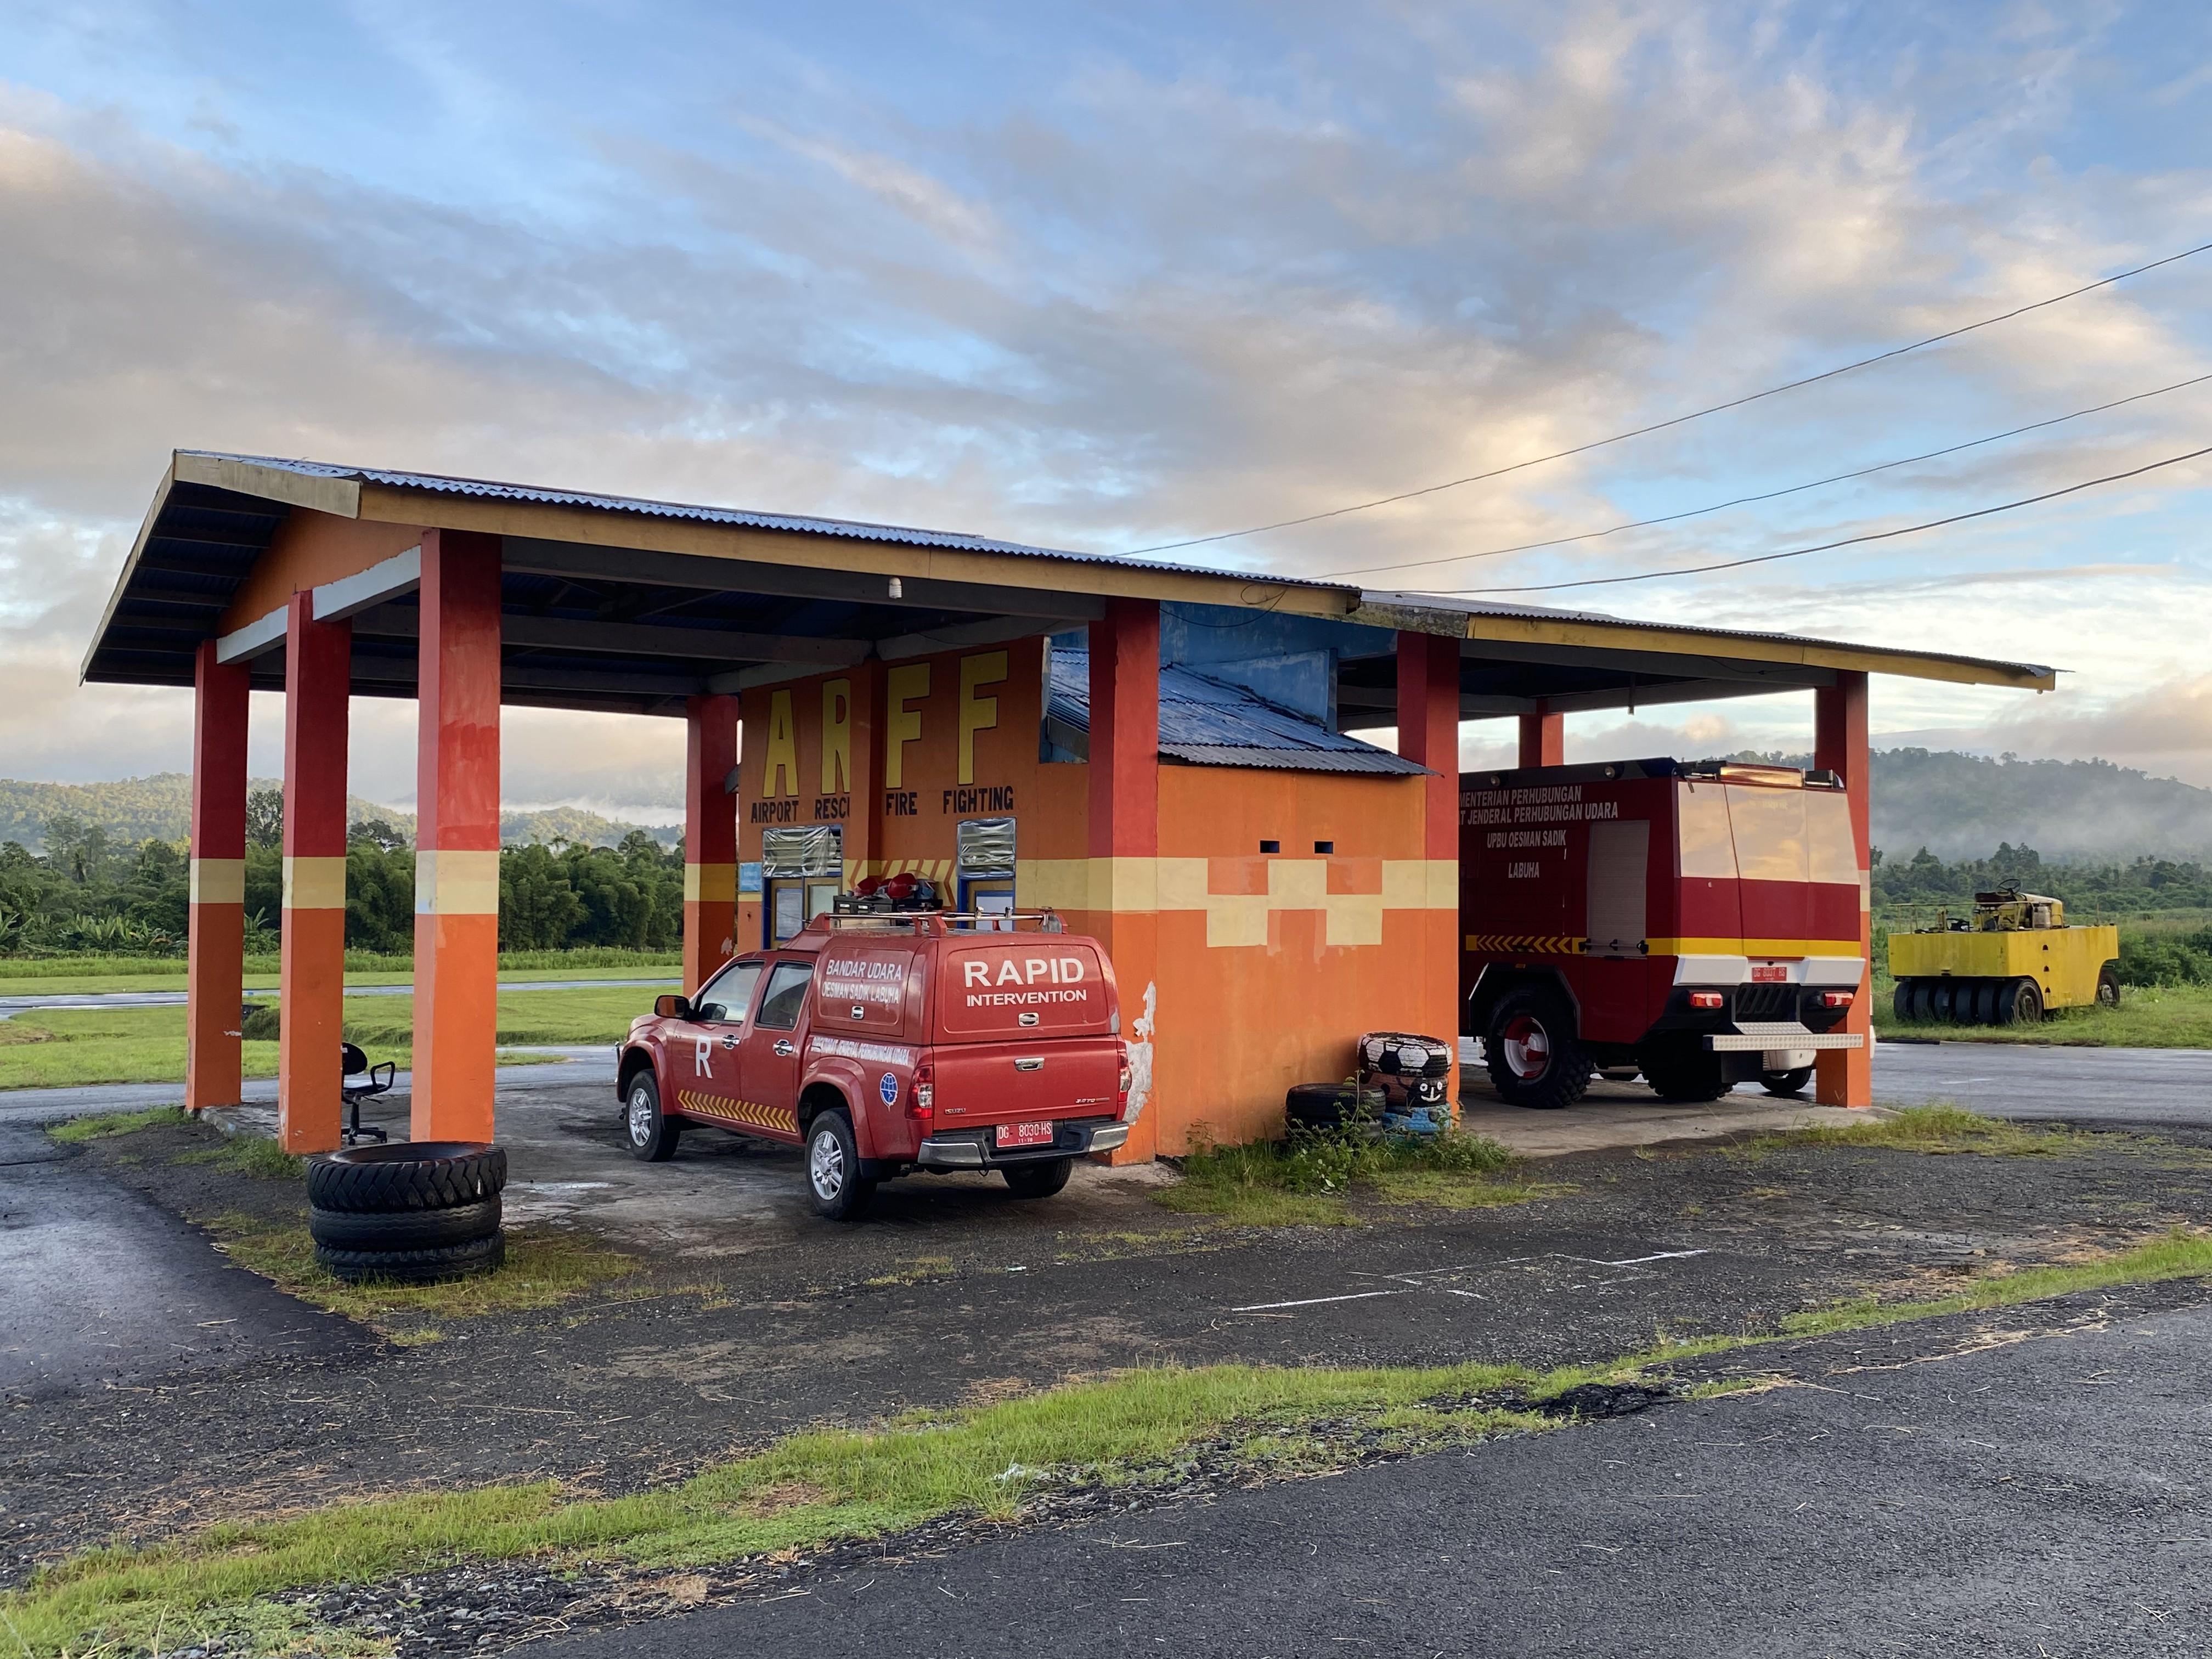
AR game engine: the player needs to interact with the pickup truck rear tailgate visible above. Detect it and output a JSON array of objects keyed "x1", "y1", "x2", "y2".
[{"x1": 931, "y1": 1037, "x2": 1121, "y2": 1128}]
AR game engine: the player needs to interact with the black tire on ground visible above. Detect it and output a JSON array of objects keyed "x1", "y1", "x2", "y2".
[
  {"x1": 1483, "y1": 986, "x2": 1591, "y2": 1110},
  {"x1": 315, "y1": 1232, "x2": 505, "y2": 1285},
  {"x1": 306, "y1": 1142, "x2": 506, "y2": 1212},
  {"x1": 1643, "y1": 1049, "x2": 1730, "y2": 1102},
  {"x1": 1997, "y1": 977, "x2": 2044, "y2": 1026},
  {"x1": 1760, "y1": 1066, "x2": 1815, "y2": 1098},
  {"x1": 1002, "y1": 1158, "x2": 1074, "y2": 1200},
  {"x1": 624, "y1": 1070, "x2": 681, "y2": 1163},
  {"x1": 2096, "y1": 964, "x2": 2121, "y2": 1009},
  {"x1": 1972, "y1": 980, "x2": 2003, "y2": 1026},
  {"x1": 1284, "y1": 1084, "x2": 1386, "y2": 1131},
  {"x1": 1928, "y1": 980, "x2": 1957, "y2": 1022},
  {"x1": 1909, "y1": 979, "x2": 1937, "y2": 1022},
  {"x1": 309, "y1": 1196, "x2": 500, "y2": 1251},
  {"x1": 804, "y1": 1108, "x2": 874, "y2": 1221},
  {"x1": 1892, "y1": 981, "x2": 1917, "y2": 1023}
]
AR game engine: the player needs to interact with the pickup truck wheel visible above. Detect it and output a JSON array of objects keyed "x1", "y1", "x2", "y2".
[
  {"x1": 625, "y1": 1072, "x2": 681, "y2": 1163},
  {"x1": 804, "y1": 1109, "x2": 875, "y2": 1221},
  {"x1": 1001, "y1": 1158, "x2": 1073, "y2": 1200},
  {"x1": 1483, "y1": 988, "x2": 1590, "y2": 1110},
  {"x1": 1760, "y1": 1066, "x2": 1814, "y2": 1098}
]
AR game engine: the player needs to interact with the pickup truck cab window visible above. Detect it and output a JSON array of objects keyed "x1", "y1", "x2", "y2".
[
  {"x1": 693, "y1": 960, "x2": 764, "y2": 1025},
  {"x1": 753, "y1": 961, "x2": 814, "y2": 1030}
]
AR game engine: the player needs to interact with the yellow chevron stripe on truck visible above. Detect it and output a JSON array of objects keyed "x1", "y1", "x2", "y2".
[{"x1": 1464, "y1": 935, "x2": 1861, "y2": 957}]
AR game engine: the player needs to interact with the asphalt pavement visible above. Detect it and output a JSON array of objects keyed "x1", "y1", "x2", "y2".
[
  {"x1": 546, "y1": 1296, "x2": 2212, "y2": 1658},
  {"x1": 0, "y1": 1122, "x2": 362, "y2": 1401}
]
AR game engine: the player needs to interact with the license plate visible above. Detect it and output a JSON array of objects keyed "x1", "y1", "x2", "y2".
[
  {"x1": 996, "y1": 1120, "x2": 1056, "y2": 1149},
  {"x1": 1750, "y1": 963, "x2": 1787, "y2": 983}
]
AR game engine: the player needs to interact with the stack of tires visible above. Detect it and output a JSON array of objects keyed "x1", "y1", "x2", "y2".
[{"x1": 307, "y1": 1142, "x2": 507, "y2": 1284}]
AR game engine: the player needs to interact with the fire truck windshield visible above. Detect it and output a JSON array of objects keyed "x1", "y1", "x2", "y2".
[{"x1": 1675, "y1": 778, "x2": 1858, "y2": 885}]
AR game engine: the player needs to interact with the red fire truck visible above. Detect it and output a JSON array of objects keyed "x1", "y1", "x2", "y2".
[{"x1": 1460, "y1": 758, "x2": 1866, "y2": 1108}]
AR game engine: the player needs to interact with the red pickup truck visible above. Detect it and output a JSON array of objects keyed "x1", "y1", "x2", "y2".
[{"x1": 616, "y1": 912, "x2": 1133, "y2": 1218}]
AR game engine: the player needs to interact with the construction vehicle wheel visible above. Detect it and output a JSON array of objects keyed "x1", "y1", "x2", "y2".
[
  {"x1": 1483, "y1": 988, "x2": 1591, "y2": 1110},
  {"x1": 1997, "y1": 978, "x2": 2044, "y2": 1026},
  {"x1": 2096, "y1": 966, "x2": 2121, "y2": 1009},
  {"x1": 1971, "y1": 980, "x2": 2003, "y2": 1025},
  {"x1": 1892, "y1": 981, "x2": 1916, "y2": 1023},
  {"x1": 1928, "y1": 980, "x2": 1957, "y2": 1022},
  {"x1": 1908, "y1": 980, "x2": 1937, "y2": 1022}
]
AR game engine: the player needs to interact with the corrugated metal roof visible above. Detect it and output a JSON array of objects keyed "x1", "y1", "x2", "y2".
[
  {"x1": 1361, "y1": 589, "x2": 2054, "y2": 681},
  {"x1": 180, "y1": 452, "x2": 1355, "y2": 590},
  {"x1": 1049, "y1": 647, "x2": 1429, "y2": 776}
]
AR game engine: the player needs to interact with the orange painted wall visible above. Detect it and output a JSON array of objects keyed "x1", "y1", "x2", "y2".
[
  {"x1": 219, "y1": 511, "x2": 424, "y2": 631},
  {"x1": 1146, "y1": 766, "x2": 1442, "y2": 1152}
]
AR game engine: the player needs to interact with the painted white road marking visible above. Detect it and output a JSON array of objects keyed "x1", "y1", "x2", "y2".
[{"x1": 1231, "y1": 1290, "x2": 1413, "y2": 1313}]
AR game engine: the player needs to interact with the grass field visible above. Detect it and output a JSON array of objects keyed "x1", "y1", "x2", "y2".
[
  {"x1": 0, "y1": 984, "x2": 661, "y2": 1090},
  {"x1": 1873, "y1": 977, "x2": 2212, "y2": 1048},
  {"x1": 0, "y1": 951, "x2": 680, "y2": 996}
]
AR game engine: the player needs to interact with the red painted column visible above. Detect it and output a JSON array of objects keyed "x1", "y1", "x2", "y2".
[
  {"x1": 186, "y1": 640, "x2": 250, "y2": 1113},
  {"x1": 1395, "y1": 631, "x2": 1462, "y2": 1105},
  {"x1": 1090, "y1": 599, "x2": 1160, "y2": 1162},
  {"x1": 278, "y1": 595, "x2": 351, "y2": 1154},
  {"x1": 1517, "y1": 703, "x2": 1563, "y2": 768},
  {"x1": 1815, "y1": 671, "x2": 1874, "y2": 1108},
  {"x1": 682, "y1": 693, "x2": 739, "y2": 994},
  {"x1": 412, "y1": 529, "x2": 504, "y2": 1143}
]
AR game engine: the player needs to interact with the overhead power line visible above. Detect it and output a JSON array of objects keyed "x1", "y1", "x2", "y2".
[
  {"x1": 1322, "y1": 369, "x2": 2212, "y2": 580},
  {"x1": 1446, "y1": 441, "x2": 2212, "y2": 596},
  {"x1": 1126, "y1": 236, "x2": 2212, "y2": 558}
]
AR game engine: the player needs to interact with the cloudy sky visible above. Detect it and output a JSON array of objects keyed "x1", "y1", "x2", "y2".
[{"x1": 4, "y1": 1, "x2": 2209, "y2": 819}]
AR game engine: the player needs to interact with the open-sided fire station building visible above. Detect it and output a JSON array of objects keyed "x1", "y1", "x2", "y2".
[{"x1": 83, "y1": 452, "x2": 2056, "y2": 1158}]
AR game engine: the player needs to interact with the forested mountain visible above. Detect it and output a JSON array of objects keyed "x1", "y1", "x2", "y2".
[
  {"x1": 1724, "y1": 749, "x2": 2212, "y2": 865},
  {"x1": 0, "y1": 775, "x2": 678, "y2": 853}
]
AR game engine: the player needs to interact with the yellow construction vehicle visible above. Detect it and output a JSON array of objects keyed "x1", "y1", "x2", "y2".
[{"x1": 1888, "y1": 889, "x2": 2120, "y2": 1026}]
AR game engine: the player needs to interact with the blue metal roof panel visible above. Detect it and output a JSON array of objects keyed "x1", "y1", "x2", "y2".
[
  {"x1": 1049, "y1": 647, "x2": 1429, "y2": 776},
  {"x1": 180, "y1": 452, "x2": 1356, "y2": 591}
]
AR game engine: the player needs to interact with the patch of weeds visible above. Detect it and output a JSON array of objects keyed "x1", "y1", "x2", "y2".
[
  {"x1": 860, "y1": 1256, "x2": 956, "y2": 1289},
  {"x1": 14, "y1": 1227, "x2": 2212, "y2": 1655},
  {"x1": 1747, "y1": 1101, "x2": 2069, "y2": 1158},
  {"x1": 205, "y1": 1213, "x2": 640, "y2": 1327},
  {"x1": 47, "y1": 1105, "x2": 188, "y2": 1143},
  {"x1": 1159, "y1": 1118, "x2": 1525, "y2": 1225},
  {"x1": 0, "y1": 1018, "x2": 57, "y2": 1046},
  {"x1": 170, "y1": 1137, "x2": 306, "y2": 1180},
  {"x1": 1058, "y1": 1227, "x2": 1224, "y2": 1263},
  {"x1": 1368, "y1": 1170, "x2": 1576, "y2": 1210}
]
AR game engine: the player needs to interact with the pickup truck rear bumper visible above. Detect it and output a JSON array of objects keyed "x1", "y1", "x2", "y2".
[{"x1": 916, "y1": 1116, "x2": 1127, "y2": 1169}]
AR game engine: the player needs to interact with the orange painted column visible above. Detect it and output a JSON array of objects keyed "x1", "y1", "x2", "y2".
[
  {"x1": 1091, "y1": 599, "x2": 1160, "y2": 1163},
  {"x1": 842, "y1": 660, "x2": 885, "y2": 886},
  {"x1": 682, "y1": 693, "x2": 739, "y2": 994},
  {"x1": 1517, "y1": 704, "x2": 1563, "y2": 768},
  {"x1": 1815, "y1": 670, "x2": 1874, "y2": 1108},
  {"x1": 411, "y1": 529, "x2": 504, "y2": 1143},
  {"x1": 186, "y1": 640, "x2": 249, "y2": 1113},
  {"x1": 278, "y1": 594, "x2": 351, "y2": 1154},
  {"x1": 1396, "y1": 631, "x2": 1463, "y2": 1105}
]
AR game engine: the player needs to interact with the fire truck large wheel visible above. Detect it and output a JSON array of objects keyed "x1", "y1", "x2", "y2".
[
  {"x1": 1002, "y1": 1158, "x2": 1073, "y2": 1200},
  {"x1": 624, "y1": 1072, "x2": 681, "y2": 1163},
  {"x1": 804, "y1": 1109, "x2": 875, "y2": 1221},
  {"x1": 1483, "y1": 990, "x2": 1590, "y2": 1110}
]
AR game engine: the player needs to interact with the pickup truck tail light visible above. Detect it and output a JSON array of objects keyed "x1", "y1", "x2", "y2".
[
  {"x1": 1688, "y1": 991, "x2": 1725, "y2": 1010},
  {"x1": 1118, "y1": 1042, "x2": 1132, "y2": 1115},
  {"x1": 1818, "y1": 990, "x2": 1854, "y2": 1009},
  {"x1": 908, "y1": 1063, "x2": 934, "y2": 1121}
]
